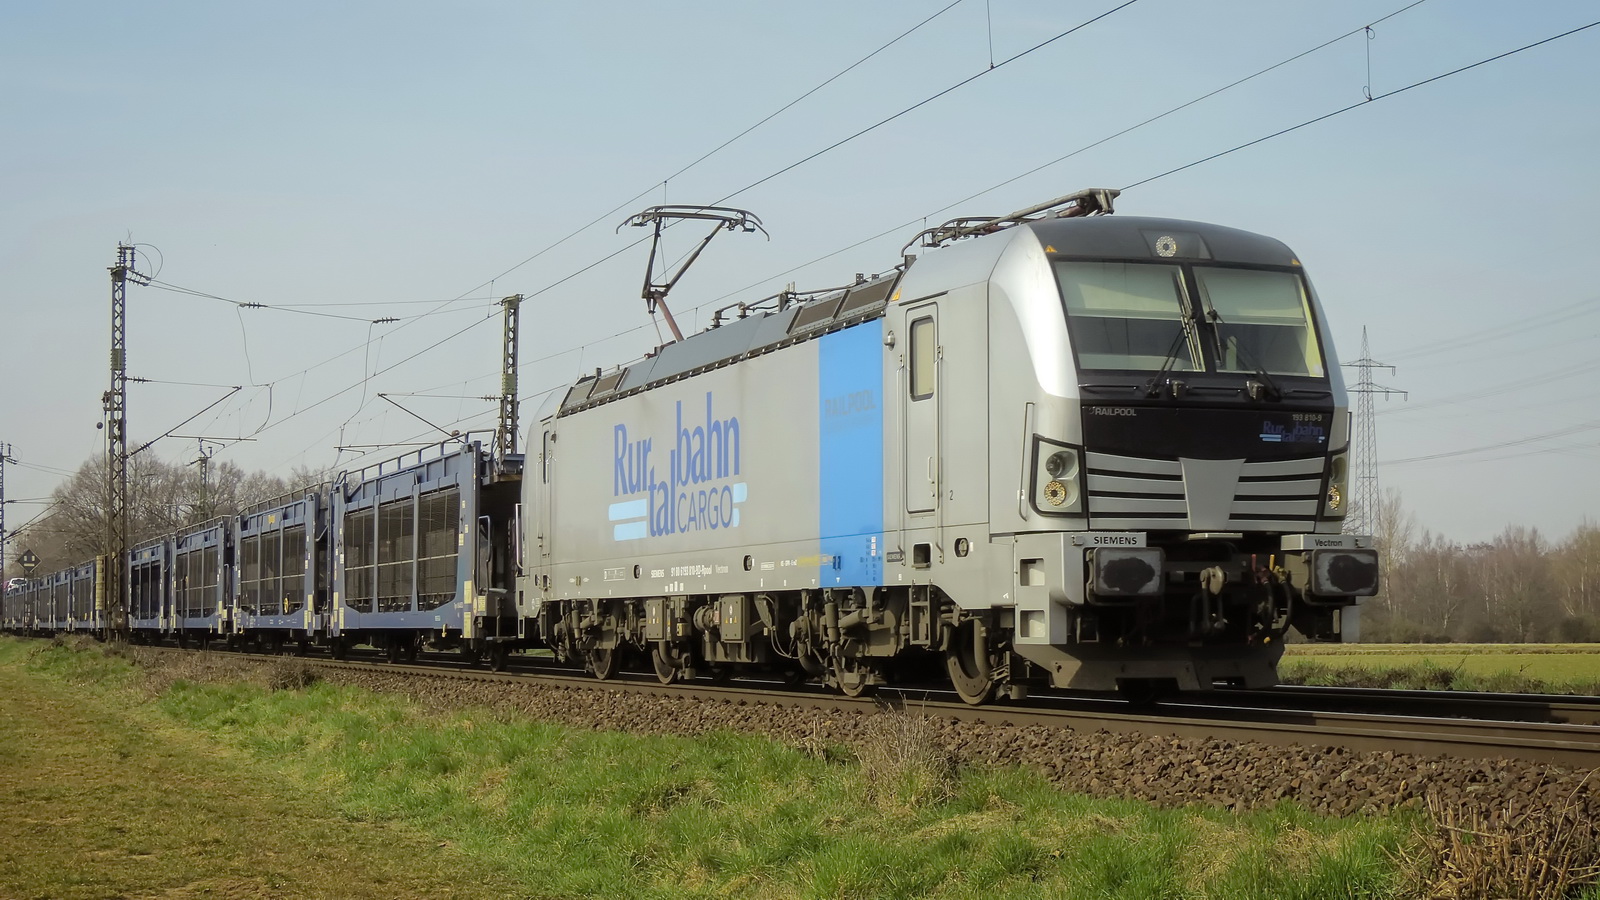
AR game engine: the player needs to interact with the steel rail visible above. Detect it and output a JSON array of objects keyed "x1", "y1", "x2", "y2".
[
  {"x1": 1218, "y1": 684, "x2": 1600, "y2": 727},
  {"x1": 78, "y1": 641, "x2": 1600, "y2": 769},
  {"x1": 277, "y1": 654, "x2": 1600, "y2": 770}
]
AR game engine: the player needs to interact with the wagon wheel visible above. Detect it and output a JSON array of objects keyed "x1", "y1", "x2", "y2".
[
  {"x1": 945, "y1": 618, "x2": 995, "y2": 706},
  {"x1": 651, "y1": 644, "x2": 680, "y2": 684},
  {"x1": 587, "y1": 646, "x2": 619, "y2": 681}
]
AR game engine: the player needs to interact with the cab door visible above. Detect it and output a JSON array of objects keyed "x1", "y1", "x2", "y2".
[{"x1": 903, "y1": 304, "x2": 940, "y2": 518}]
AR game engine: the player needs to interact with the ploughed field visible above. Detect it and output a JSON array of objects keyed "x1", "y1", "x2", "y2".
[
  {"x1": 1282, "y1": 643, "x2": 1600, "y2": 694},
  {"x1": 4, "y1": 636, "x2": 1600, "y2": 900}
]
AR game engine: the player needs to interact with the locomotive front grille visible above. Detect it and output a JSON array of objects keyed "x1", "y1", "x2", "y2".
[{"x1": 1084, "y1": 451, "x2": 1323, "y2": 532}]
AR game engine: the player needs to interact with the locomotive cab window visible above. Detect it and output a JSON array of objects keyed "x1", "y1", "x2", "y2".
[
  {"x1": 1192, "y1": 267, "x2": 1325, "y2": 377},
  {"x1": 909, "y1": 315, "x2": 935, "y2": 400},
  {"x1": 1056, "y1": 262, "x2": 1196, "y2": 372}
]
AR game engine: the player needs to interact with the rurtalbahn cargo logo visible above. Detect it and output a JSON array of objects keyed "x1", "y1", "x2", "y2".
[{"x1": 610, "y1": 392, "x2": 745, "y2": 541}]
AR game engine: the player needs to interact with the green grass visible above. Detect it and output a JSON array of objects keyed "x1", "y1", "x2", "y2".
[
  {"x1": 1282, "y1": 644, "x2": 1600, "y2": 694},
  {"x1": 4, "y1": 636, "x2": 1421, "y2": 899},
  {"x1": 0, "y1": 637, "x2": 523, "y2": 900},
  {"x1": 1287, "y1": 642, "x2": 1600, "y2": 657}
]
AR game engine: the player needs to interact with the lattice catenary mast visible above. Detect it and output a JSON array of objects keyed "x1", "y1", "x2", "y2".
[
  {"x1": 104, "y1": 244, "x2": 149, "y2": 638},
  {"x1": 497, "y1": 294, "x2": 521, "y2": 460},
  {"x1": 1342, "y1": 327, "x2": 1406, "y2": 538},
  {"x1": 0, "y1": 442, "x2": 12, "y2": 576}
]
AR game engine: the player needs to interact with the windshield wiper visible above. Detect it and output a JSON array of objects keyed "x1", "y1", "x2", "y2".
[
  {"x1": 1142, "y1": 329, "x2": 1191, "y2": 398},
  {"x1": 1205, "y1": 308, "x2": 1282, "y2": 402}
]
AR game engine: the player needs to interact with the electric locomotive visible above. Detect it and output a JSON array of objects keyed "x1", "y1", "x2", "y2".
[{"x1": 520, "y1": 189, "x2": 1377, "y2": 702}]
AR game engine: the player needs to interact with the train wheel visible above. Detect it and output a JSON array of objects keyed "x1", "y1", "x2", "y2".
[
  {"x1": 460, "y1": 644, "x2": 482, "y2": 667},
  {"x1": 587, "y1": 647, "x2": 619, "y2": 681},
  {"x1": 385, "y1": 638, "x2": 402, "y2": 663},
  {"x1": 177, "y1": 631, "x2": 190, "y2": 650},
  {"x1": 330, "y1": 637, "x2": 348, "y2": 660},
  {"x1": 296, "y1": 639, "x2": 309, "y2": 657},
  {"x1": 488, "y1": 644, "x2": 510, "y2": 672},
  {"x1": 651, "y1": 645, "x2": 679, "y2": 684},
  {"x1": 945, "y1": 619, "x2": 995, "y2": 706}
]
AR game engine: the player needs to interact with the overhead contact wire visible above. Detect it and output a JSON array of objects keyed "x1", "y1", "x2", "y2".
[
  {"x1": 1122, "y1": 19, "x2": 1600, "y2": 191},
  {"x1": 713, "y1": 0, "x2": 1142, "y2": 205},
  {"x1": 693, "y1": 0, "x2": 1432, "y2": 311}
]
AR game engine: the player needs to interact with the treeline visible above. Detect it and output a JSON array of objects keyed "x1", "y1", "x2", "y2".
[
  {"x1": 1363, "y1": 497, "x2": 1600, "y2": 643},
  {"x1": 3, "y1": 455, "x2": 332, "y2": 579}
]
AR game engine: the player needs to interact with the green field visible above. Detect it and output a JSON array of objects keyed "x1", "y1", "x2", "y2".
[
  {"x1": 1281, "y1": 644, "x2": 1600, "y2": 693},
  {"x1": 0, "y1": 637, "x2": 1421, "y2": 900}
]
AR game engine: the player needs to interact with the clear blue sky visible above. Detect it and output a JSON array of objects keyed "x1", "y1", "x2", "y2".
[{"x1": 2, "y1": 0, "x2": 1596, "y2": 551}]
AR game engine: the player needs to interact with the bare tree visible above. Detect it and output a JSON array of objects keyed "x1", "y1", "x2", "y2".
[
  {"x1": 41, "y1": 453, "x2": 301, "y2": 570},
  {"x1": 1401, "y1": 529, "x2": 1467, "y2": 639},
  {"x1": 1472, "y1": 526, "x2": 1557, "y2": 642},
  {"x1": 1553, "y1": 520, "x2": 1600, "y2": 620},
  {"x1": 1368, "y1": 489, "x2": 1417, "y2": 631}
]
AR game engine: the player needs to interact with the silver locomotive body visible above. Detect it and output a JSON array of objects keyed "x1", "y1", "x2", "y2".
[{"x1": 520, "y1": 193, "x2": 1375, "y2": 699}]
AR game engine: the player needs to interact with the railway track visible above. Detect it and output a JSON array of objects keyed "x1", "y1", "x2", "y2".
[
  {"x1": 1218, "y1": 683, "x2": 1600, "y2": 727},
  {"x1": 49, "y1": 637, "x2": 1599, "y2": 769},
  {"x1": 260, "y1": 648, "x2": 1600, "y2": 769}
]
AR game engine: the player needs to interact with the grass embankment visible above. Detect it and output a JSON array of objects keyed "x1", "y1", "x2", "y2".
[
  {"x1": 1282, "y1": 644, "x2": 1600, "y2": 694},
  {"x1": 0, "y1": 637, "x2": 1437, "y2": 898},
  {"x1": 0, "y1": 638, "x2": 521, "y2": 899}
]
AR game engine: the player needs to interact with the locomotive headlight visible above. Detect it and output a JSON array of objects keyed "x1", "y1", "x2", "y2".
[
  {"x1": 1045, "y1": 450, "x2": 1077, "y2": 480},
  {"x1": 1032, "y1": 438, "x2": 1084, "y2": 516},
  {"x1": 1323, "y1": 452, "x2": 1349, "y2": 519}
]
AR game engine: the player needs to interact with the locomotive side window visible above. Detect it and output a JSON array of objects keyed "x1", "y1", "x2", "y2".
[
  {"x1": 910, "y1": 315, "x2": 935, "y2": 400},
  {"x1": 1192, "y1": 267, "x2": 1325, "y2": 377},
  {"x1": 1056, "y1": 262, "x2": 1196, "y2": 372}
]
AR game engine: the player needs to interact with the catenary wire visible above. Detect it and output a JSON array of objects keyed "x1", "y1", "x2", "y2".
[
  {"x1": 1381, "y1": 419, "x2": 1600, "y2": 465},
  {"x1": 712, "y1": 0, "x2": 1142, "y2": 206},
  {"x1": 660, "y1": 0, "x2": 967, "y2": 187},
  {"x1": 126, "y1": 4, "x2": 1131, "y2": 460},
  {"x1": 278, "y1": 4, "x2": 1586, "y2": 467},
  {"x1": 690, "y1": 0, "x2": 1434, "y2": 312},
  {"x1": 1121, "y1": 20, "x2": 1600, "y2": 191}
]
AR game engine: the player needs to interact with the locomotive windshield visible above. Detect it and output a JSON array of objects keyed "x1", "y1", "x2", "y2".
[
  {"x1": 1057, "y1": 262, "x2": 1197, "y2": 371},
  {"x1": 1055, "y1": 261, "x2": 1325, "y2": 377}
]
